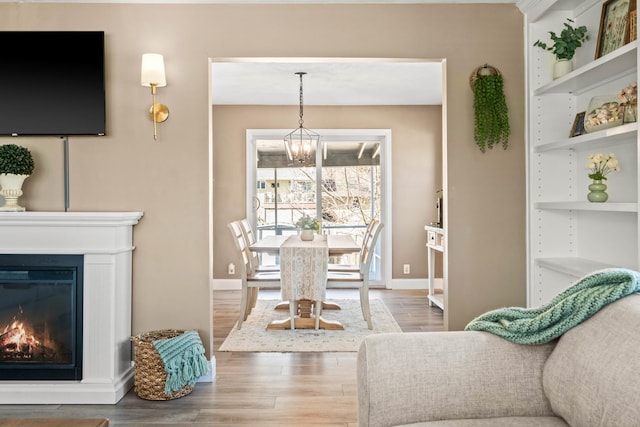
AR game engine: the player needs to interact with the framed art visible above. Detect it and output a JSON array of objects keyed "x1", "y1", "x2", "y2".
[
  {"x1": 595, "y1": 0, "x2": 637, "y2": 59},
  {"x1": 570, "y1": 111, "x2": 587, "y2": 137}
]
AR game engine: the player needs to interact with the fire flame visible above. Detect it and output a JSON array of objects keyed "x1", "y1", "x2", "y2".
[{"x1": 2, "y1": 318, "x2": 40, "y2": 355}]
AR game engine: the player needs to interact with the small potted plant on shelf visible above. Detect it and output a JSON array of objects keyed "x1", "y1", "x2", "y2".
[
  {"x1": 534, "y1": 18, "x2": 589, "y2": 79},
  {"x1": 295, "y1": 214, "x2": 321, "y2": 241},
  {"x1": 0, "y1": 143, "x2": 35, "y2": 212}
]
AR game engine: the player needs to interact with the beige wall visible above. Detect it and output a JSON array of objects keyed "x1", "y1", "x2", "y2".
[
  {"x1": 0, "y1": 3, "x2": 525, "y2": 355},
  {"x1": 212, "y1": 105, "x2": 442, "y2": 280}
]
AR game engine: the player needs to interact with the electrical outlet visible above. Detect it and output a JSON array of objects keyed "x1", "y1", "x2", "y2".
[
  {"x1": 403, "y1": 264, "x2": 410, "y2": 274},
  {"x1": 228, "y1": 263, "x2": 235, "y2": 275}
]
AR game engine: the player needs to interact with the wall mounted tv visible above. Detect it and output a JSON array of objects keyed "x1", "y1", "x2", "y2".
[{"x1": 0, "y1": 31, "x2": 106, "y2": 137}]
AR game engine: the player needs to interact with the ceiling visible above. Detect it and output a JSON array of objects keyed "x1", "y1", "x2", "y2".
[{"x1": 211, "y1": 59, "x2": 444, "y2": 106}]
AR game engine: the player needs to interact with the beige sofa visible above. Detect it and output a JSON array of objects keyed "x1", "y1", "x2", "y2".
[{"x1": 357, "y1": 294, "x2": 640, "y2": 427}]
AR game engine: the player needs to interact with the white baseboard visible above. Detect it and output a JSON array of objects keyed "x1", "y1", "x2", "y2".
[
  {"x1": 213, "y1": 278, "x2": 241, "y2": 290},
  {"x1": 197, "y1": 357, "x2": 216, "y2": 383},
  {"x1": 388, "y1": 278, "x2": 442, "y2": 290}
]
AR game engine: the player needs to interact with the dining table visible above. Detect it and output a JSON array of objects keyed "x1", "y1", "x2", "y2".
[{"x1": 250, "y1": 233, "x2": 361, "y2": 330}]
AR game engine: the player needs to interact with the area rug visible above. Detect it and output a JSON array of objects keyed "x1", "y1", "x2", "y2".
[{"x1": 218, "y1": 299, "x2": 402, "y2": 352}]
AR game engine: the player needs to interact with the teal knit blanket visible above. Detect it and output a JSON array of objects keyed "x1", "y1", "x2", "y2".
[
  {"x1": 153, "y1": 330, "x2": 210, "y2": 394},
  {"x1": 464, "y1": 268, "x2": 640, "y2": 345}
]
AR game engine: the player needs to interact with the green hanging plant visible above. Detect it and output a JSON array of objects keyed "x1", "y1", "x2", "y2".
[{"x1": 472, "y1": 74, "x2": 510, "y2": 153}]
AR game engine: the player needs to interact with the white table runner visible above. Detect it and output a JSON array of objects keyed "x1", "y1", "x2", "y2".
[{"x1": 279, "y1": 234, "x2": 329, "y2": 302}]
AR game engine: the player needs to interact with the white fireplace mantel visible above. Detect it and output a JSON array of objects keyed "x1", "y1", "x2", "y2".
[{"x1": 0, "y1": 211, "x2": 144, "y2": 404}]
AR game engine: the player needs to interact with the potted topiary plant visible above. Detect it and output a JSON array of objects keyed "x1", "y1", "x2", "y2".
[
  {"x1": 0, "y1": 143, "x2": 35, "y2": 212},
  {"x1": 534, "y1": 18, "x2": 589, "y2": 79}
]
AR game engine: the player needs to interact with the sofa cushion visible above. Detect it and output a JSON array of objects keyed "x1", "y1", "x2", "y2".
[{"x1": 543, "y1": 294, "x2": 640, "y2": 427}]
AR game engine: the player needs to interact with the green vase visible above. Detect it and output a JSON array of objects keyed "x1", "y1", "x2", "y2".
[{"x1": 587, "y1": 180, "x2": 608, "y2": 203}]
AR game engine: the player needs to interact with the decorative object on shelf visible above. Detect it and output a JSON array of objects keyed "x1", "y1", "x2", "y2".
[
  {"x1": 284, "y1": 72, "x2": 320, "y2": 166},
  {"x1": 295, "y1": 214, "x2": 321, "y2": 241},
  {"x1": 618, "y1": 81, "x2": 638, "y2": 123},
  {"x1": 569, "y1": 111, "x2": 587, "y2": 137},
  {"x1": 470, "y1": 64, "x2": 510, "y2": 153},
  {"x1": 587, "y1": 180, "x2": 609, "y2": 202},
  {"x1": 534, "y1": 18, "x2": 589, "y2": 79},
  {"x1": 632, "y1": 8, "x2": 638, "y2": 41},
  {"x1": 584, "y1": 95, "x2": 624, "y2": 133},
  {"x1": 0, "y1": 144, "x2": 35, "y2": 212},
  {"x1": 595, "y1": 0, "x2": 636, "y2": 59},
  {"x1": 140, "y1": 53, "x2": 169, "y2": 141},
  {"x1": 586, "y1": 153, "x2": 620, "y2": 202}
]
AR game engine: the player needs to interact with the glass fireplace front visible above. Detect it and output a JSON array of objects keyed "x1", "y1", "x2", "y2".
[{"x1": 0, "y1": 254, "x2": 83, "y2": 380}]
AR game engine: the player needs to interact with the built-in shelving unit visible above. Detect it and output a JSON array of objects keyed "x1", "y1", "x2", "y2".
[{"x1": 521, "y1": 0, "x2": 639, "y2": 307}]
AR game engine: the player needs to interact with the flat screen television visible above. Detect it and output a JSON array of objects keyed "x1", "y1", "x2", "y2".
[{"x1": 0, "y1": 31, "x2": 106, "y2": 137}]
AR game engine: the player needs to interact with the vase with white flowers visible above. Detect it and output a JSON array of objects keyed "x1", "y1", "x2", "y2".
[
  {"x1": 295, "y1": 214, "x2": 321, "y2": 241},
  {"x1": 586, "y1": 153, "x2": 620, "y2": 202}
]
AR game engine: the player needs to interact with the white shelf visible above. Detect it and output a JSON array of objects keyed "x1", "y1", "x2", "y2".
[
  {"x1": 534, "y1": 202, "x2": 638, "y2": 212},
  {"x1": 427, "y1": 292, "x2": 444, "y2": 310},
  {"x1": 534, "y1": 122, "x2": 637, "y2": 153},
  {"x1": 536, "y1": 257, "x2": 620, "y2": 278},
  {"x1": 534, "y1": 42, "x2": 637, "y2": 96}
]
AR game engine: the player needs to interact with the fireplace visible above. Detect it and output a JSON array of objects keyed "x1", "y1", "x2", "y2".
[
  {"x1": 0, "y1": 211, "x2": 143, "y2": 404},
  {"x1": 0, "y1": 254, "x2": 83, "y2": 380}
]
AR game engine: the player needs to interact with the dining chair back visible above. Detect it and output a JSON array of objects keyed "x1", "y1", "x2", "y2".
[
  {"x1": 239, "y1": 218, "x2": 279, "y2": 272},
  {"x1": 327, "y1": 219, "x2": 378, "y2": 272},
  {"x1": 327, "y1": 221, "x2": 383, "y2": 330},
  {"x1": 228, "y1": 220, "x2": 280, "y2": 329}
]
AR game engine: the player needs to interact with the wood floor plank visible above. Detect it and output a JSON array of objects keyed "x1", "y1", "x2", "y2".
[{"x1": 0, "y1": 288, "x2": 443, "y2": 425}]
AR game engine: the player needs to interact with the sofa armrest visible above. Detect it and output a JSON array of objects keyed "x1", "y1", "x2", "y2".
[{"x1": 357, "y1": 331, "x2": 557, "y2": 427}]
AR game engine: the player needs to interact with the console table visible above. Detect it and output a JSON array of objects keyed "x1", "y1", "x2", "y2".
[{"x1": 425, "y1": 225, "x2": 444, "y2": 310}]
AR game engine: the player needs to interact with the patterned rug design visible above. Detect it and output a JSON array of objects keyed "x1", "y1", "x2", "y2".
[{"x1": 218, "y1": 299, "x2": 402, "y2": 352}]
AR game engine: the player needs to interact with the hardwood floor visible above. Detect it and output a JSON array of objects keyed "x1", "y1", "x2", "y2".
[{"x1": 1, "y1": 289, "x2": 443, "y2": 426}]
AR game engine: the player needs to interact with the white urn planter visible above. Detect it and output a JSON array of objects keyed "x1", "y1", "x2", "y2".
[
  {"x1": 0, "y1": 173, "x2": 29, "y2": 211},
  {"x1": 300, "y1": 229, "x2": 315, "y2": 241},
  {"x1": 553, "y1": 59, "x2": 573, "y2": 79}
]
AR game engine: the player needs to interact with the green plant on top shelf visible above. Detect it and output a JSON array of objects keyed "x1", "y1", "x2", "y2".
[{"x1": 534, "y1": 18, "x2": 589, "y2": 61}]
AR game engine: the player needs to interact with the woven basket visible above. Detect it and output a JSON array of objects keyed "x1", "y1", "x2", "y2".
[
  {"x1": 631, "y1": 11, "x2": 637, "y2": 42},
  {"x1": 131, "y1": 329, "x2": 195, "y2": 401}
]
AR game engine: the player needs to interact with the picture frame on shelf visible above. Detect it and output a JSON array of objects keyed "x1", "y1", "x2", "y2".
[
  {"x1": 595, "y1": 0, "x2": 636, "y2": 59},
  {"x1": 570, "y1": 111, "x2": 587, "y2": 137}
]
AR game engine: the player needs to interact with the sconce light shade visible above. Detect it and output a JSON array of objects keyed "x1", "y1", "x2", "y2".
[
  {"x1": 140, "y1": 53, "x2": 166, "y2": 87},
  {"x1": 140, "y1": 53, "x2": 169, "y2": 140}
]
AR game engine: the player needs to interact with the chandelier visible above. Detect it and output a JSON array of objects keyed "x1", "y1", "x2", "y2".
[{"x1": 284, "y1": 72, "x2": 320, "y2": 166}]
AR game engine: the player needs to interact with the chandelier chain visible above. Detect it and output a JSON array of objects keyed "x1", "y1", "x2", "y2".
[{"x1": 298, "y1": 72, "x2": 305, "y2": 127}]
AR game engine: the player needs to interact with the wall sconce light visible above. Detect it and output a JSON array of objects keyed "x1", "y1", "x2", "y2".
[{"x1": 140, "y1": 53, "x2": 169, "y2": 140}]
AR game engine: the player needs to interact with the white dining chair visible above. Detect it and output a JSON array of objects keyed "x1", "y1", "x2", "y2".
[
  {"x1": 327, "y1": 221, "x2": 383, "y2": 330},
  {"x1": 239, "y1": 218, "x2": 280, "y2": 273},
  {"x1": 228, "y1": 220, "x2": 280, "y2": 329},
  {"x1": 327, "y1": 219, "x2": 378, "y2": 272}
]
